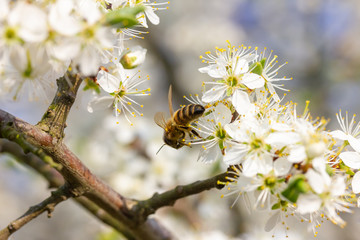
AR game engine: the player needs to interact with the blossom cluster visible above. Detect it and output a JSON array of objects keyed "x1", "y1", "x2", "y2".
[
  {"x1": 181, "y1": 41, "x2": 360, "y2": 237},
  {"x1": 0, "y1": 0, "x2": 166, "y2": 119}
]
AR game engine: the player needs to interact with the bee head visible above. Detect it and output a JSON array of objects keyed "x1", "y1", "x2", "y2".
[{"x1": 163, "y1": 135, "x2": 183, "y2": 149}]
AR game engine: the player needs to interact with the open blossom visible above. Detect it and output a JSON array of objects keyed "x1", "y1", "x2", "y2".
[
  {"x1": 199, "y1": 43, "x2": 264, "y2": 115},
  {"x1": 223, "y1": 165, "x2": 288, "y2": 210},
  {"x1": 256, "y1": 48, "x2": 291, "y2": 101},
  {"x1": 109, "y1": 0, "x2": 169, "y2": 28},
  {"x1": 297, "y1": 175, "x2": 352, "y2": 228},
  {"x1": 48, "y1": 0, "x2": 117, "y2": 76},
  {"x1": 223, "y1": 117, "x2": 273, "y2": 176},
  {"x1": 87, "y1": 63, "x2": 150, "y2": 124},
  {"x1": 128, "y1": 0, "x2": 167, "y2": 28},
  {"x1": 2, "y1": 44, "x2": 67, "y2": 100},
  {"x1": 195, "y1": 103, "x2": 234, "y2": 163},
  {"x1": 332, "y1": 111, "x2": 360, "y2": 169}
]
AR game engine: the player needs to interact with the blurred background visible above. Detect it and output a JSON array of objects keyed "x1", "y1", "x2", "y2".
[{"x1": 1, "y1": 0, "x2": 360, "y2": 239}]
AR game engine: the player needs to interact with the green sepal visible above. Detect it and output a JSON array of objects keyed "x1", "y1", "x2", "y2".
[
  {"x1": 265, "y1": 144, "x2": 272, "y2": 152},
  {"x1": 105, "y1": 5, "x2": 146, "y2": 28},
  {"x1": 219, "y1": 139, "x2": 224, "y2": 150},
  {"x1": 206, "y1": 135, "x2": 215, "y2": 140},
  {"x1": 226, "y1": 87, "x2": 233, "y2": 96},
  {"x1": 339, "y1": 161, "x2": 354, "y2": 176},
  {"x1": 325, "y1": 164, "x2": 335, "y2": 176},
  {"x1": 271, "y1": 203, "x2": 281, "y2": 210},
  {"x1": 249, "y1": 61, "x2": 263, "y2": 75},
  {"x1": 281, "y1": 176, "x2": 309, "y2": 203},
  {"x1": 83, "y1": 78, "x2": 101, "y2": 94},
  {"x1": 259, "y1": 58, "x2": 266, "y2": 68}
]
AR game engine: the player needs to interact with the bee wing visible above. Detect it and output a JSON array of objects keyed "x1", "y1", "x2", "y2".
[
  {"x1": 154, "y1": 112, "x2": 167, "y2": 129},
  {"x1": 168, "y1": 85, "x2": 174, "y2": 116}
]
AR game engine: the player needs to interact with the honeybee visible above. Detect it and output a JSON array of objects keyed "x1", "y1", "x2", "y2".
[{"x1": 154, "y1": 85, "x2": 205, "y2": 150}]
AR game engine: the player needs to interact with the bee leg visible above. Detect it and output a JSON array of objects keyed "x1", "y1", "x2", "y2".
[{"x1": 191, "y1": 129, "x2": 201, "y2": 138}]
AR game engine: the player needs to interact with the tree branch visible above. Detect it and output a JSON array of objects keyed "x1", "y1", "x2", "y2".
[
  {"x1": 0, "y1": 70, "x2": 225, "y2": 240},
  {"x1": 132, "y1": 172, "x2": 228, "y2": 224},
  {"x1": 0, "y1": 184, "x2": 72, "y2": 240},
  {"x1": 36, "y1": 71, "x2": 83, "y2": 140},
  {"x1": 0, "y1": 114, "x2": 173, "y2": 239},
  {"x1": 0, "y1": 139, "x2": 136, "y2": 239}
]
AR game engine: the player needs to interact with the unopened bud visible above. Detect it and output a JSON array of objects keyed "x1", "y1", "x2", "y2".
[{"x1": 120, "y1": 46, "x2": 147, "y2": 69}]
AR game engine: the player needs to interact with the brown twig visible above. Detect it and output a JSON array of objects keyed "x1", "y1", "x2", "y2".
[
  {"x1": 132, "y1": 172, "x2": 228, "y2": 224},
  {"x1": 36, "y1": 72, "x2": 83, "y2": 140},
  {"x1": 0, "y1": 184, "x2": 73, "y2": 240}
]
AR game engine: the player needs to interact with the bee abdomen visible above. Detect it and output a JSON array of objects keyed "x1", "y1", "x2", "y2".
[{"x1": 174, "y1": 104, "x2": 205, "y2": 125}]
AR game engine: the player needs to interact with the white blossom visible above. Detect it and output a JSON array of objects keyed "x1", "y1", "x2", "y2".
[{"x1": 88, "y1": 64, "x2": 150, "y2": 124}]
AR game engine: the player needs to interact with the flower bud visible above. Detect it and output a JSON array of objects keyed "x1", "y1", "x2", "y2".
[{"x1": 120, "y1": 46, "x2": 147, "y2": 69}]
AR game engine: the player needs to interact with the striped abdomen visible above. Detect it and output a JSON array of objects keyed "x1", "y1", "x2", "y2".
[{"x1": 173, "y1": 104, "x2": 205, "y2": 126}]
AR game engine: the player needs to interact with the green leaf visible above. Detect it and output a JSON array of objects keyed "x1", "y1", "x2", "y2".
[
  {"x1": 105, "y1": 5, "x2": 146, "y2": 28},
  {"x1": 281, "y1": 176, "x2": 309, "y2": 203}
]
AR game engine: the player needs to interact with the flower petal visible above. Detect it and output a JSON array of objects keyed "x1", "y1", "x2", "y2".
[
  {"x1": 97, "y1": 70, "x2": 120, "y2": 93},
  {"x1": 197, "y1": 144, "x2": 221, "y2": 163},
  {"x1": 264, "y1": 211, "x2": 280, "y2": 232},
  {"x1": 87, "y1": 96, "x2": 114, "y2": 113},
  {"x1": 352, "y1": 172, "x2": 360, "y2": 194},
  {"x1": 296, "y1": 194, "x2": 322, "y2": 214},
  {"x1": 223, "y1": 143, "x2": 247, "y2": 165},
  {"x1": 306, "y1": 169, "x2": 325, "y2": 194},
  {"x1": 242, "y1": 154, "x2": 272, "y2": 177},
  {"x1": 330, "y1": 130, "x2": 348, "y2": 141},
  {"x1": 339, "y1": 151, "x2": 360, "y2": 169},
  {"x1": 331, "y1": 176, "x2": 346, "y2": 197},
  {"x1": 232, "y1": 89, "x2": 251, "y2": 115},
  {"x1": 214, "y1": 103, "x2": 232, "y2": 125},
  {"x1": 348, "y1": 135, "x2": 360, "y2": 152},
  {"x1": 274, "y1": 157, "x2": 292, "y2": 176},
  {"x1": 242, "y1": 73, "x2": 265, "y2": 89},
  {"x1": 145, "y1": 7, "x2": 160, "y2": 25},
  {"x1": 208, "y1": 65, "x2": 226, "y2": 78},
  {"x1": 233, "y1": 59, "x2": 248, "y2": 75},
  {"x1": 202, "y1": 85, "x2": 227, "y2": 103},
  {"x1": 198, "y1": 66, "x2": 210, "y2": 73},
  {"x1": 265, "y1": 132, "x2": 300, "y2": 147},
  {"x1": 288, "y1": 145, "x2": 306, "y2": 163},
  {"x1": 9, "y1": 2, "x2": 48, "y2": 42}
]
